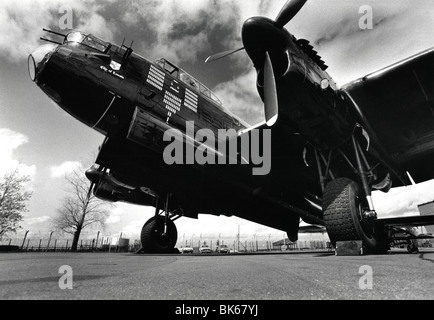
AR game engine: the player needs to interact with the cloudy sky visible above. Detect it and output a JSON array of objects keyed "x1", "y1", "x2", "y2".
[{"x1": 1, "y1": 0, "x2": 434, "y2": 245}]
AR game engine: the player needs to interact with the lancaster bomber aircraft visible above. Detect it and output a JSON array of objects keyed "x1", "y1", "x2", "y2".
[{"x1": 29, "y1": 0, "x2": 434, "y2": 254}]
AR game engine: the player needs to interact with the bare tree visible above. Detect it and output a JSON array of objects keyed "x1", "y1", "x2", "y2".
[
  {"x1": 52, "y1": 165, "x2": 111, "y2": 251},
  {"x1": 0, "y1": 168, "x2": 32, "y2": 240}
]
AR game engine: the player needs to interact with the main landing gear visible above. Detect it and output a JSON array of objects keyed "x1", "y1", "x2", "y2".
[
  {"x1": 315, "y1": 133, "x2": 390, "y2": 254},
  {"x1": 388, "y1": 227, "x2": 420, "y2": 254},
  {"x1": 322, "y1": 178, "x2": 388, "y2": 253},
  {"x1": 140, "y1": 193, "x2": 180, "y2": 253}
]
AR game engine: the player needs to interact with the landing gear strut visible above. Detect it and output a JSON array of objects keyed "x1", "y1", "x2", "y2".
[
  {"x1": 140, "y1": 194, "x2": 179, "y2": 253},
  {"x1": 320, "y1": 132, "x2": 389, "y2": 253},
  {"x1": 388, "y1": 227, "x2": 420, "y2": 254}
]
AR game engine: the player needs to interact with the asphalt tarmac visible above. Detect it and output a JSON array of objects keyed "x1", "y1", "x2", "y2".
[{"x1": 1, "y1": 249, "x2": 433, "y2": 300}]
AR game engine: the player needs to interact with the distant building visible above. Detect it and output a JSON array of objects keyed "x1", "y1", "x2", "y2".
[
  {"x1": 417, "y1": 201, "x2": 434, "y2": 234},
  {"x1": 272, "y1": 239, "x2": 297, "y2": 250},
  {"x1": 272, "y1": 239, "x2": 331, "y2": 251}
]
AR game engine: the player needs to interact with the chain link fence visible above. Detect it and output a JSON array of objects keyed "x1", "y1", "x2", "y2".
[
  {"x1": 0, "y1": 236, "x2": 140, "y2": 253},
  {"x1": 1, "y1": 233, "x2": 331, "y2": 253}
]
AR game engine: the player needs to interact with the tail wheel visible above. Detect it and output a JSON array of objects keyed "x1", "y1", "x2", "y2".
[
  {"x1": 323, "y1": 178, "x2": 388, "y2": 253},
  {"x1": 140, "y1": 216, "x2": 178, "y2": 253}
]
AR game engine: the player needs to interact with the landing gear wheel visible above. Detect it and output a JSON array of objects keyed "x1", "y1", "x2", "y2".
[
  {"x1": 140, "y1": 216, "x2": 178, "y2": 253},
  {"x1": 407, "y1": 242, "x2": 419, "y2": 254},
  {"x1": 323, "y1": 178, "x2": 388, "y2": 254}
]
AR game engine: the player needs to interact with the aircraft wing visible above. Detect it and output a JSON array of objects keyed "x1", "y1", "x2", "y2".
[
  {"x1": 343, "y1": 48, "x2": 434, "y2": 184},
  {"x1": 376, "y1": 214, "x2": 434, "y2": 228},
  {"x1": 298, "y1": 224, "x2": 327, "y2": 233}
]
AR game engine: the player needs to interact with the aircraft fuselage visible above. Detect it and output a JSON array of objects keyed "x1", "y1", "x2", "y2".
[{"x1": 29, "y1": 27, "x2": 351, "y2": 238}]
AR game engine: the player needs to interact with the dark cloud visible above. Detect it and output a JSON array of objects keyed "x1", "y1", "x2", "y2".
[{"x1": 168, "y1": 14, "x2": 210, "y2": 40}]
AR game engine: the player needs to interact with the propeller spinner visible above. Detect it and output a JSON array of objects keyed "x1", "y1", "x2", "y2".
[
  {"x1": 205, "y1": 0, "x2": 308, "y2": 126},
  {"x1": 206, "y1": 0, "x2": 307, "y2": 62}
]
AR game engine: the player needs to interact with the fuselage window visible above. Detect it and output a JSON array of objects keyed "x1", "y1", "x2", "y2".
[{"x1": 156, "y1": 59, "x2": 179, "y2": 78}]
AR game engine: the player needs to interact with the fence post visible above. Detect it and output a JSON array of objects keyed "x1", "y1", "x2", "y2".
[
  {"x1": 116, "y1": 232, "x2": 122, "y2": 253},
  {"x1": 21, "y1": 230, "x2": 29, "y2": 251},
  {"x1": 65, "y1": 239, "x2": 69, "y2": 253},
  {"x1": 95, "y1": 231, "x2": 100, "y2": 251},
  {"x1": 46, "y1": 232, "x2": 53, "y2": 252}
]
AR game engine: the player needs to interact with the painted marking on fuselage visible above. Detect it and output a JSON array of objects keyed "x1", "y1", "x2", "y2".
[
  {"x1": 170, "y1": 80, "x2": 181, "y2": 93},
  {"x1": 147, "y1": 65, "x2": 165, "y2": 91},
  {"x1": 163, "y1": 90, "x2": 182, "y2": 120},
  {"x1": 184, "y1": 88, "x2": 198, "y2": 113},
  {"x1": 110, "y1": 60, "x2": 122, "y2": 71},
  {"x1": 100, "y1": 66, "x2": 125, "y2": 79}
]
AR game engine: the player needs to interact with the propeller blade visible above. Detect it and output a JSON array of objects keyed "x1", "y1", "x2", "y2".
[
  {"x1": 275, "y1": 0, "x2": 308, "y2": 28},
  {"x1": 264, "y1": 52, "x2": 278, "y2": 126},
  {"x1": 205, "y1": 47, "x2": 245, "y2": 63}
]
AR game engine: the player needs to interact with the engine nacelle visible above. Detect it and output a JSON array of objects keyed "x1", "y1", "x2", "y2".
[
  {"x1": 94, "y1": 180, "x2": 155, "y2": 206},
  {"x1": 86, "y1": 166, "x2": 155, "y2": 206}
]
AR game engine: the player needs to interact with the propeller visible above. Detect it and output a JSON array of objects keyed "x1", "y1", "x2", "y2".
[
  {"x1": 204, "y1": 0, "x2": 308, "y2": 126},
  {"x1": 205, "y1": 0, "x2": 308, "y2": 63},
  {"x1": 274, "y1": 0, "x2": 308, "y2": 28},
  {"x1": 264, "y1": 52, "x2": 279, "y2": 126},
  {"x1": 205, "y1": 47, "x2": 244, "y2": 64}
]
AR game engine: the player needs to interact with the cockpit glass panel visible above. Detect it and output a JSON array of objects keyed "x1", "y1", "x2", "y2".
[
  {"x1": 82, "y1": 35, "x2": 109, "y2": 52},
  {"x1": 65, "y1": 32, "x2": 85, "y2": 43},
  {"x1": 155, "y1": 58, "x2": 223, "y2": 106},
  {"x1": 64, "y1": 32, "x2": 109, "y2": 53}
]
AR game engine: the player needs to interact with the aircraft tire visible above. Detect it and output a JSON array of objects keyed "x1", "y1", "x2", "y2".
[
  {"x1": 407, "y1": 242, "x2": 419, "y2": 254},
  {"x1": 323, "y1": 178, "x2": 388, "y2": 254},
  {"x1": 140, "y1": 216, "x2": 178, "y2": 253}
]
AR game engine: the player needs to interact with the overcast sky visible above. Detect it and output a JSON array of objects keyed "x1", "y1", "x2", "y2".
[{"x1": 1, "y1": 0, "x2": 434, "y2": 244}]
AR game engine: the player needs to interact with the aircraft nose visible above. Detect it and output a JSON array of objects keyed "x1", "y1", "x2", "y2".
[{"x1": 28, "y1": 43, "x2": 58, "y2": 82}]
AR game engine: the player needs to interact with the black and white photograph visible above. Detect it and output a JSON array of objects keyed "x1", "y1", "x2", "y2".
[{"x1": 1, "y1": 0, "x2": 434, "y2": 308}]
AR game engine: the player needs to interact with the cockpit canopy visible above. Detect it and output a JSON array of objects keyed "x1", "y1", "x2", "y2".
[
  {"x1": 64, "y1": 31, "x2": 110, "y2": 53},
  {"x1": 62, "y1": 32, "x2": 222, "y2": 107},
  {"x1": 155, "y1": 58, "x2": 222, "y2": 107}
]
